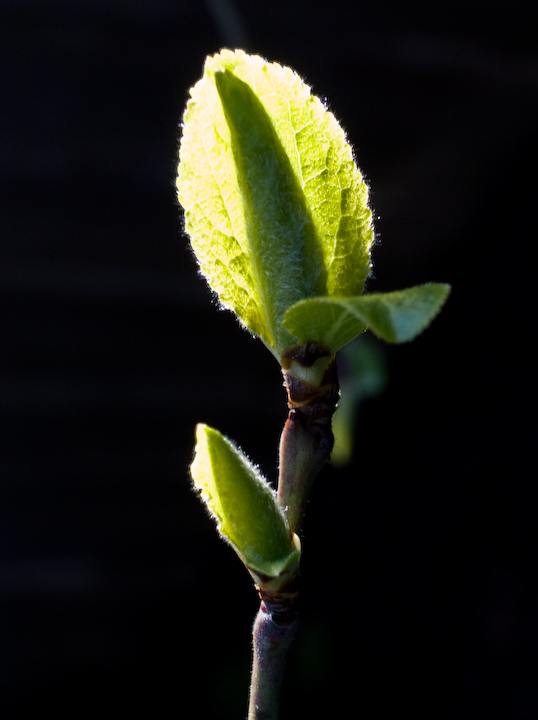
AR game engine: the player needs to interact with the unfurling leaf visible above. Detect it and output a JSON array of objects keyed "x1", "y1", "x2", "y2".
[
  {"x1": 190, "y1": 424, "x2": 300, "y2": 578},
  {"x1": 282, "y1": 283, "x2": 451, "y2": 352},
  {"x1": 177, "y1": 49, "x2": 374, "y2": 358}
]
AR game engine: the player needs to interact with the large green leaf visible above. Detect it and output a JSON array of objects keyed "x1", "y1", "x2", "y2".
[
  {"x1": 177, "y1": 49, "x2": 373, "y2": 357},
  {"x1": 190, "y1": 424, "x2": 300, "y2": 578},
  {"x1": 282, "y1": 283, "x2": 451, "y2": 352}
]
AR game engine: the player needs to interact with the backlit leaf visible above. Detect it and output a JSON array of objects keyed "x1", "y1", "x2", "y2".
[
  {"x1": 282, "y1": 283, "x2": 451, "y2": 351},
  {"x1": 177, "y1": 49, "x2": 373, "y2": 358},
  {"x1": 190, "y1": 423, "x2": 300, "y2": 578}
]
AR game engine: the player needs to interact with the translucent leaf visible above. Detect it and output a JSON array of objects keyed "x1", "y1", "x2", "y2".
[
  {"x1": 331, "y1": 337, "x2": 388, "y2": 466},
  {"x1": 190, "y1": 424, "x2": 300, "y2": 578},
  {"x1": 282, "y1": 283, "x2": 451, "y2": 351},
  {"x1": 177, "y1": 49, "x2": 373, "y2": 358}
]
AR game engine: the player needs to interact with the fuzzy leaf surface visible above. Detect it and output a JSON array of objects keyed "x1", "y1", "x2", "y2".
[
  {"x1": 190, "y1": 424, "x2": 300, "y2": 577},
  {"x1": 282, "y1": 283, "x2": 451, "y2": 351},
  {"x1": 177, "y1": 49, "x2": 373, "y2": 357}
]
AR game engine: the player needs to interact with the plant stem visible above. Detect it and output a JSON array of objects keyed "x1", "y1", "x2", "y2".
[
  {"x1": 248, "y1": 603, "x2": 299, "y2": 720},
  {"x1": 248, "y1": 343, "x2": 339, "y2": 719},
  {"x1": 250, "y1": 327, "x2": 445, "y2": 717},
  {"x1": 278, "y1": 344, "x2": 339, "y2": 534}
]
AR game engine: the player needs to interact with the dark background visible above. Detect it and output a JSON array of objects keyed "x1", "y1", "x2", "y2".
[{"x1": 1, "y1": 1, "x2": 537, "y2": 718}]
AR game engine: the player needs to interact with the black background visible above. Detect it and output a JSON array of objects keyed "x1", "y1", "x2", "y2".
[{"x1": 2, "y1": 1, "x2": 537, "y2": 718}]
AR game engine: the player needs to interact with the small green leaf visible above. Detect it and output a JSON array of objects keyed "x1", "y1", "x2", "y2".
[
  {"x1": 331, "y1": 337, "x2": 388, "y2": 466},
  {"x1": 190, "y1": 424, "x2": 300, "y2": 578},
  {"x1": 282, "y1": 297, "x2": 367, "y2": 354},
  {"x1": 177, "y1": 49, "x2": 373, "y2": 357},
  {"x1": 283, "y1": 283, "x2": 451, "y2": 351}
]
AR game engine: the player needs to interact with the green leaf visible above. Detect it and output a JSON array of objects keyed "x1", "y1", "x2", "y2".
[
  {"x1": 331, "y1": 337, "x2": 388, "y2": 466},
  {"x1": 282, "y1": 297, "x2": 367, "y2": 354},
  {"x1": 282, "y1": 283, "x2": 451, "y2": 351},
  {"x1": 190, "y1": 424, "x2": 300, "y2": 578},
  {"x1": 177, "y1": 49, "x2": 373, "y2": 358}
]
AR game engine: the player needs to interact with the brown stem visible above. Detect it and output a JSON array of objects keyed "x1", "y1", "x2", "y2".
[
  {"x1": 248, "y1": 602, "x2": 299, "y2": 720},
  {"x1": 248, "y1": 343, "x2": 339, "y2": 719},
  {"x1": 277, "y1": 344, "x2": 340, "y2": 534}
]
